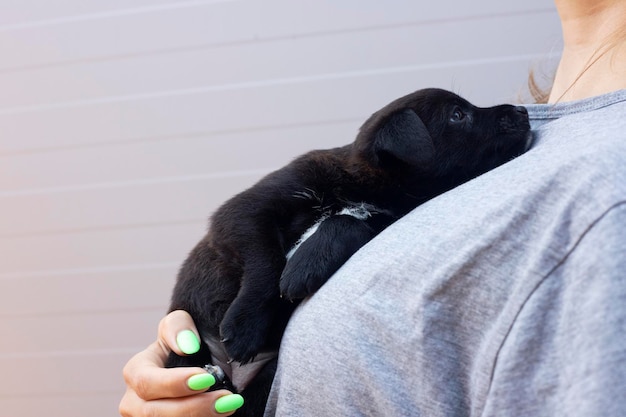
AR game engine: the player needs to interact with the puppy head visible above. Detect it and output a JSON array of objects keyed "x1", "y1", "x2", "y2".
[{"x1": 354, "y1": 88, "x2": 532, "y2": 183}]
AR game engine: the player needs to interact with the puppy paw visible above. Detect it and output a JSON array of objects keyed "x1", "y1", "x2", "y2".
[
  {"x1": 281, "y1": 214, "x2": 376, "y2": 301},
  {"x1": 280, "y1": 268, "x2": 325, "y2": 301},
  {"x1": 219, "y1": 300, "x2": 272, "y2": 364}
]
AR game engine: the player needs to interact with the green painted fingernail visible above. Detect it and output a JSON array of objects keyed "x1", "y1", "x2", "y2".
[
  {"x1": 215, "y1": 394, "x2": 244, "y2": 413},
  {"x1": 187, "y1": 373, "x2": 216, "y2": 391},
  {"x1": 176, "y1": 330, "x2": 200, "y2": 354}
]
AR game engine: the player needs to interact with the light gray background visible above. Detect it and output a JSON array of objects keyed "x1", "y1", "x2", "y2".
[{"x1": 0, "y1": 1, "x2": 561, "y2": 416}]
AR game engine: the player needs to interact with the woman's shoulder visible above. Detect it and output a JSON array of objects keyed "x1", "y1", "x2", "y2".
[{"x1": 525, "y1": 90, "x2": 626, "y2": 191}]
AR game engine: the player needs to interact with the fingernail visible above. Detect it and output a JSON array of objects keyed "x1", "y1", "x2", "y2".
[
  {"x1": 215, "y1": 394, "x2": 244, "y2": 413},
  {"x1": 187, "y1": 373, "x2": 216, "y2": 391},
  {"x1": 176, "y1": 330, "x2": 200, "y2": 354}
]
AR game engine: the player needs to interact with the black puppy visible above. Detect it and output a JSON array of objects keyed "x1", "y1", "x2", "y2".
[{"x1": 167, "y1": 88, "x2": 532, "y2": 415}]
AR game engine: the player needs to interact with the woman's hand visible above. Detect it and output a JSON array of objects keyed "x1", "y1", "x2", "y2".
[{"x1": 119, "y1": 310, "x2": 244, "y2": 416}]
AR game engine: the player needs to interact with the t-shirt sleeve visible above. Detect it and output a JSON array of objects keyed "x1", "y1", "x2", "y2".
[{"x1": 483, "y1": 202, "x2": 626, "y2": 417}]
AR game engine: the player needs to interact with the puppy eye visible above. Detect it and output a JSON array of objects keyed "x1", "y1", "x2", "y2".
[{"x1": 450, "y1": 107, "x2": 466, "y2": 123}]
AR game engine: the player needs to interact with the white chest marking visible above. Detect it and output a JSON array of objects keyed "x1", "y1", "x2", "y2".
[
  {"x1": 285, "y1": 202, "x2": 378, "y2": 261},
  {"x1": 285, "y1": 214, "x2": 329, "y2": 260}
]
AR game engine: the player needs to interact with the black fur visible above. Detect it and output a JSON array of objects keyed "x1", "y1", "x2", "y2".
[{"x1": 166, "y1": 88, "x2": 531, "y2": 416}]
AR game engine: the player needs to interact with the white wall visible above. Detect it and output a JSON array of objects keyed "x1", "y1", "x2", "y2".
[{"x1": 0, "y1": 1, "x2": 562, "y2": 416}]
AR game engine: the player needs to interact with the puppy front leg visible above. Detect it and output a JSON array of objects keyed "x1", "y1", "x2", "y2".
[
  {"x1": 219, "y1": 258, "x2": 286, "y2": 364},
  {"x1": 280, "y1": 215, "x2": 376, "y2": 300}
]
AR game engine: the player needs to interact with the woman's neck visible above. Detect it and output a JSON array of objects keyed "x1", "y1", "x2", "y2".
[{"x1": 549, "y1": 0, "x2": 626, "y2": 103}]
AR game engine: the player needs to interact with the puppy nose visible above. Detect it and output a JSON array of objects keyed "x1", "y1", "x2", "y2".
[
  {"x1": 498, "y1": 105, "x2": 529, "y2": 131},
  {"x1": 515, "y1": 106, "x2": 528, "y2": 116}
]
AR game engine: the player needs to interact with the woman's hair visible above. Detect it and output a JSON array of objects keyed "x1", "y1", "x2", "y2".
[{"x1": 528, "y1": 68, "x2": 553, "y2": 104}]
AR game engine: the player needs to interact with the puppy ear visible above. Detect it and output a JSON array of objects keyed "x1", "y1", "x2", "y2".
[{"x1": 371, "y1": 109, "x2": 435, "y2": 168}]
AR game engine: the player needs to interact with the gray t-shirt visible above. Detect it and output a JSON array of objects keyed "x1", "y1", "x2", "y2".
[{"x1": 264, "y1": 90, "x2": 626, "y2": 417}]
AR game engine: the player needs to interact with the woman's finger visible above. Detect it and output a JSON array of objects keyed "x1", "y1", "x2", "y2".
[
  {"x1": 159, "y1": 310, "x2": 202, "y2": 357},
  {"x1": 120, "y1": 387, "x2": 242, "y2": 417},
  {"x1": 123, "y1": 341, "x2": 210, "y2": 400}
]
